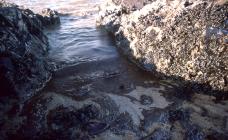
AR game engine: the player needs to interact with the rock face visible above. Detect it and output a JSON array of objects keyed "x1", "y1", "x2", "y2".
[
  {"x1": 0, "y1": 1, "x2": 59, "y2": 98},
  {"x1": 97, "y1": 0, "x2": 228, "y2": 92},
  {"x1": 0, "y1": 1, "x2": 61, "y2": 139},
  {"x1": 37, "y1": 8, "x2": 60, "y2": 26}
]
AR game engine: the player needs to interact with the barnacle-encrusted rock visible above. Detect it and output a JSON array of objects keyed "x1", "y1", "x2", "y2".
[
  {"x1": 0, "y1": 1, "x2": 57, "y2": 98},
  {"x1": 97, "y1": 0, "x2": 228, "y2": 92}
]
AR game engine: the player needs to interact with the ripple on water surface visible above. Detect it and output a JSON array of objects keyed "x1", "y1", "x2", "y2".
[{"x1": 9, "y1": 0, "x2": 110, "y2": 67}]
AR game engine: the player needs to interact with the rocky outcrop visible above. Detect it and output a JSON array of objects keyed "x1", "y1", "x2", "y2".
[
  {"x1": 0, "y1": 1, "x2": 61, "y2": 139},
  {"x1": 37, "y1": 8, "x2": 60, "y2": 26},
  {"x1": 0, "y1": 1, "x2": 59, "y2": 98},
  {"x1": 97, "y1": 0, "x2": 228, "y2": 92}
]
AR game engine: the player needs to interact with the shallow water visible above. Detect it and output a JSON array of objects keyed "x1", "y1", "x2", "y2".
[
  {"x1": 10, "y1": 0, "x2": 116, "y2": 66},
  {"x1": 6, "y1": 0, "x2": 228, "y2": 139}
]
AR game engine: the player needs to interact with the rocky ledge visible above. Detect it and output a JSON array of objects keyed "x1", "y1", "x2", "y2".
[
  {"x1": 0, "y1": 1, "x2": 60, "y2": 98},
  {"x1": 97, "y1": 0, "x2": 228, "y2": 93}
]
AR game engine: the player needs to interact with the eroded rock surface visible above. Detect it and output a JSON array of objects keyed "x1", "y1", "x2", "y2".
[
  {"x1": 97, "y1": 0, "x2": 228, "y2": 92},
  {"x1": 1, "y1": 3, "x2": 46, "y2": 97},
  {"x1": 0, "y1": 1, "x2": 59, "y2": 138}
]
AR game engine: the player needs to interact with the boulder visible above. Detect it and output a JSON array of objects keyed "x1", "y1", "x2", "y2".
[
  {"x1": 37, "y1": 8, "x2": 60, "y2": 26},
  {"x1": 97, "y1": 0, "x2": 228, "y2": 92},
  {"x1": 0, "y1": 1, "x2": 56, "y2": 98}
]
